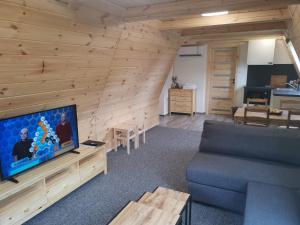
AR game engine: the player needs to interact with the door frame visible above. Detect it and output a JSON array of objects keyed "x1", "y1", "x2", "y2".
[{"x1": 205, "y1": 43, "x2": 241, "y2": 114}]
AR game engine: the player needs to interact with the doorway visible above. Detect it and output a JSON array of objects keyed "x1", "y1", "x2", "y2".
[{"x1": 207, "y1": 47, "x2": 238, "y2": 114}]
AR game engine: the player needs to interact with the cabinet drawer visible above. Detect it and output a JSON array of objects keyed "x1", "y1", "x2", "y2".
[
  {"x1": 170, "y1": 96, "x2": 192, "y2": 102},
  {"x1": 170, "y1": 101, "x2": 192, "y2": 108},
  {"x1": 170, "y1": 105, "x2": 192, "y2": 113},
  {"x1": 170, "y1": 90, "x2": 193, "y2": 97}
]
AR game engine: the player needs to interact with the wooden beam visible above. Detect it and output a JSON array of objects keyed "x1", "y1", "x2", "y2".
[
  {"x1": 182, "y1": 21, "x2": 288, "y2": 36},
  {"x1": 160, "y1": 9, "x2": 291, "y2": 30},
  {"x1": 125, "y1": 0, "x2": 299, "y2": 21},
  {"x1": 183, "y1": 30, "x2": 286, "y2": 45}
]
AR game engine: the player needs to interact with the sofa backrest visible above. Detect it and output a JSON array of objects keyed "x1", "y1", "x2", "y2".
[{"x1": 200, "y1": 120, "x2": 300, "y2": 166}]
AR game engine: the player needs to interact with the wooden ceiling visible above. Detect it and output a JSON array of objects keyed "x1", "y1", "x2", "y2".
[
  {"x1": 71, "y1": 0, "x2": 299, "y2": 19},
  {"x1": 108, "y1": 0, "x2": 176, "y2": 8},
  {"x1": 122, "y1": 0, "x2": 299, "y2": 20},
  {"x1": 71, "y1": 0, "x2": 300, "y2": 43},
  {"x1": 160, "y1": 9, "x2": 291, "y2": 30}
]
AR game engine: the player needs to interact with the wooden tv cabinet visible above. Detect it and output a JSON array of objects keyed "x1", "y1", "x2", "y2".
[{"x1": 0, "y1": 144, "x2": 107, "y2": 225}]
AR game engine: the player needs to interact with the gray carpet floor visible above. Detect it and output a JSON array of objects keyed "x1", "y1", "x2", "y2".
[{"x1": 25, "y1": 126, "x2": 243, "y2": 225}]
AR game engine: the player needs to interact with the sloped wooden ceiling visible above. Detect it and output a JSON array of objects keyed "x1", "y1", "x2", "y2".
[
  {"x1": 288, "y1": 5, "x2": 300, "y2": 57},
  {"x1": 0, "y1": 0, "x2": 180, "y2": 148}
]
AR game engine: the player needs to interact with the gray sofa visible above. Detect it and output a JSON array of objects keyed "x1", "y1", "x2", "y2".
[{"x1": 186, "y1": 120, "x2": 300, "y2": 225}]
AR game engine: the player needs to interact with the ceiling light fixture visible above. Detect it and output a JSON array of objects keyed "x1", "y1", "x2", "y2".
[{"x1": 201, "y1": 11, "x2": 229, "y2": 17}]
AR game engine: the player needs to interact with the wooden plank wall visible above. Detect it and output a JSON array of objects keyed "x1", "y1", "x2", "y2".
[
  {"x1": 0, "y1": 0, "x2": 180, "y2": 149},
  {"x1": 288, "y1": 5, "x2": 300, "y2": 57}
]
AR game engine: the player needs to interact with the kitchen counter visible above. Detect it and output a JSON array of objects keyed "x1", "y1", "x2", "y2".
[
  {"x1": 271, "y1": 88, "x2": 300, "y2": 109},
  {"x1": 273, "y1": 88, "x2": 300, "y2": 97}
]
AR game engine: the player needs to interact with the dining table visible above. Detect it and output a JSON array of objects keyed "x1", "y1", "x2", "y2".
[{"x1": 234, "y1": 105, "x2": 300, "y2": 126}]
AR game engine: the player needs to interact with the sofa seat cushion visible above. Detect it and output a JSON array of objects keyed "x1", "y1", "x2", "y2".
[
  {"x1": 186, "y1": 153, "x2": 300, "y2": 193},
  {"x1": 244, "y1": 182, "x2": 300, "y2": 225}
]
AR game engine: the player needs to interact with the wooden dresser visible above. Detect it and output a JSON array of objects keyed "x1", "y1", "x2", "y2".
[{"x1": 169, "y1": 88, "x2": 196, "y2": 116}]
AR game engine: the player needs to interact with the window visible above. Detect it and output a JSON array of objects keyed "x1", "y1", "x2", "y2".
[{"x1": 287, "y1": 40, "x2": 300, "y2": 73}]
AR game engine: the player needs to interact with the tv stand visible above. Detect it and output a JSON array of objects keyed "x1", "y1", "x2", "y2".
[
  {"x1": 0, "y1": 144, "x2": 107, "y2": 225},
  {"x1": 69, "y1": 150, "x2": 80, "y2": 154},
  {"x1": 7, "y1": 177, "x2": 19, "y2": 184}
]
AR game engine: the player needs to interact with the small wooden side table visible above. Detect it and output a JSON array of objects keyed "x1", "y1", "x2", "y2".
[{"x1": 113, "y1": 122, "x2": 138, "y2": 154}]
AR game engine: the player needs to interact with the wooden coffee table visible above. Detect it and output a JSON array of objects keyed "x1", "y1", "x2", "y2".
[
  {"x1": 108, "y1": 201, "x2": 181, "y2": 225},
  {"x1": 150, "y1": 187, "x2": 191, "y2": 225},
  {"x1": 108, "y1": 187, "x2": 191, "y2": 225}
]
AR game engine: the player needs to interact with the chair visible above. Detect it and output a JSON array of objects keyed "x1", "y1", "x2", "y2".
[
  {"x1": 287, "y1": 110, "x2": 300, "y2": 129},
  {"x1": 270, "y1": 75, "x2": 287, "y2": 88},
  {"x1": 231, "y1": 106, "x2": 238, "y2": 120},
  {"x1": 244, "y1": 106, "x2": 270, "y2": 127},
  {"x1": 247, "y1": 98, "x2": 268, "y2": 106}
]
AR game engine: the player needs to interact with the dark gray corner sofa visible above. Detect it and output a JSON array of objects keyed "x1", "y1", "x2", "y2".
[{"x1": 186, "y1": 120, "x2": 300, "y2": 225}]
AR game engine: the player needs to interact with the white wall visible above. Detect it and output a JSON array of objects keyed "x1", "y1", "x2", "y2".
[
  {"x1": 159, "y1": 66, "x2": 173, "y2": 115},
  {"x1": 274, "y1": 39, "x2": 293, "y2": 64},
  {"x1": 235, "y1": 43, "x2": 249, "y2": 107},
  {"x1": 159, "y1": 45, "x2": 208, "y2": 115},
  {"x1": 247, "y1": 39, "x2": 276, "y2": 65}
]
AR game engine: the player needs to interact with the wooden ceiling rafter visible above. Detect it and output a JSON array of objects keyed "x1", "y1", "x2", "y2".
[
  {"x1": 183, "y1": 30, "x2": 286, "y2": 45},
  {"x1": 181, "y1": 21, "x2": 288, "y2": 36},
  {"x1": 124, "y1": 0, "x2": 300, "y2": 21},
  {"x1": 159, "y1": 8, "x2": 291, "y2": 30}
]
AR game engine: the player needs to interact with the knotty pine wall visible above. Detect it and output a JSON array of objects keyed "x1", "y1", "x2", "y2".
[
  {"x1": 0, "y1": 0, "x2": 180, "y2": 149},
  {"x1": 288, "y1": 5, "x2": 300, "y2": 58}
]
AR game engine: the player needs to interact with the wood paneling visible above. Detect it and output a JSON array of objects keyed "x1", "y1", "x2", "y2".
[
  {"x1": 288, "y1": 5, "x2": 300, "y2": 58},
  {"x1": 160, "y1": 9, "x2": 291, "y2": 30},
  {"x1": 207, "y1": 47, "x2": 238, "y2": 115},
  {"x1": 125, "y1": 0, "x2": 298, "y2": 21},
  {"x1": 0, "y1": 1, "x2": 180, "y2": 149},
  {"x1": 183, "y1": 32, "x2": 285, "y2": 46},
  {"x1": 181, "y1": 21, "x2": 287, "y2": 36}
]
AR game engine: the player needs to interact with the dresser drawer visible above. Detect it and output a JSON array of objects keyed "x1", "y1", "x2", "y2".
[
  {"x1": 170, "y1": 105, "x2": 192, "y2": 113},
  {"x1": 170, "y1": 96, "x2": 192, "y2": 102},
  {"x1": 170, "y1": 89, "x2": 193, "y2": 98},
  {"x1": 170, "y1": 101, "x2": 192, "y2": 108}
]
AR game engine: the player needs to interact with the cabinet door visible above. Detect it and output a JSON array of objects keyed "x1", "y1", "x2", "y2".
[{"x1": 247, "y1": 39, "x2": 276, "y2": 65}]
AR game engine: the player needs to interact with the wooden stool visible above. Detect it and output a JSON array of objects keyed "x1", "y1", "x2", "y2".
[
  {"x1": 132, "y1": 121, "x2": 146, "y2": 149},
  {"x1": 113, "y1": 123, "x2": 138, "y2": 154}
]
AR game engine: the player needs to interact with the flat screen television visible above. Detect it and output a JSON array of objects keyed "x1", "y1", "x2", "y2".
[{"x1": 0, "y1": 105, "x2": 79, "y2": 182}]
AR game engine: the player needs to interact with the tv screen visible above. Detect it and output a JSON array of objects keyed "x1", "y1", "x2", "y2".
[{"x1": 0, "y1": 105, "x2": 79, "y2": 180}]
